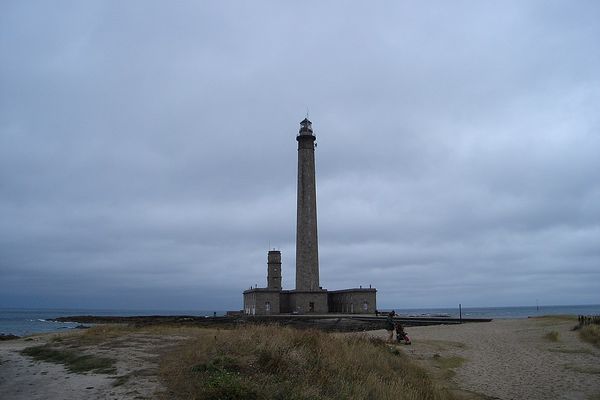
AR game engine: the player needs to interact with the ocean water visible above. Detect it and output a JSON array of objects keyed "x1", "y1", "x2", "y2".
[
  {"x1": 2, "y1": 305, "x2": 599, "y2": 337},
  {"x1": 0, "y1": 308, "x2": 226, "y2": 337},
  {"x1": 390, "y1": 304, "x2": 600, "y2": 319}
]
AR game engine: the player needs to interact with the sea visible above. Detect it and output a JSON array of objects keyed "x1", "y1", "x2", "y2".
[
  {"x1": 388, "y1": 304, "x2": 600, "y2": 319},
  {"x1": 0, "y1": 308, "x2": 226, "y2": 337},
  {"x1": 1, "y1": 304, "x2": 599, "y2": 337}
]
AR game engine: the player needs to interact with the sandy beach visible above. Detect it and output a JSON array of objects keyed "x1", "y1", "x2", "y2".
[
  {"x1": 370, "y1": 317, "x2": 600, "y2": 399},
  {"x1": 0, "y1": 330, "x2": 186, "y2": 400},
  {"x1": 1, "y1": 317, "x2": 599, "y2": 399}
]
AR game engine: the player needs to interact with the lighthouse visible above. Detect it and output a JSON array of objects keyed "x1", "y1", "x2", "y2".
[
  {"x1": 242, "y1": 117, "x2": 377, "y2": 315},
  {"x1": 295, "y1": 118, "x2": 320, "y2": 291}
]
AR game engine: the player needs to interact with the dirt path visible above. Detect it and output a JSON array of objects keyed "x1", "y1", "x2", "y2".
[
  {"x1": 0, "y1": 331, "x2": 185, "y2": 400},
  {"x1": 369, "y1": 318, "x2": 600, "y2": 400}
]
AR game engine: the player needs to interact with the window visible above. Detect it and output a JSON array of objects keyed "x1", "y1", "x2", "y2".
[
  {"x1": 309, "y1": 302, "x2": 315, "y2": 312},
  {"x1": 363, "y1": 302, "x2": 368, "y2": 311},
  {"x1": 265, "y1": 302, "x2": 271, "y2": 312}
]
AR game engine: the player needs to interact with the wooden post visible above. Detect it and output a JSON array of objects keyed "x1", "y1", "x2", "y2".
[{"x1": 459, "y1": 303, "x2": 462, "y2": 323}]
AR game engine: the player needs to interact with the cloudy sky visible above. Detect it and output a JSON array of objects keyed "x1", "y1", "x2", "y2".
[{"x1": 1, "y1": 1, "x2": 599, "y2": 311}]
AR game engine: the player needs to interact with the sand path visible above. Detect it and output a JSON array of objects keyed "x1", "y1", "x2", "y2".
[
  {"x1": 371, "y1": 318, "x2": 600, "y2": 400},
  {"x1": 0, "y1": 331, "x2": 184, "y2": 400}
]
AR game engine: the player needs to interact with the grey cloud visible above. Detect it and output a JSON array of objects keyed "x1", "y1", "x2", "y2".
[{"x1": 1, "y1": 1, "x2": 599, "y2": 310}]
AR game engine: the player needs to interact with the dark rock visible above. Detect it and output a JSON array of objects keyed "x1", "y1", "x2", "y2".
[
  {"x1": 47, "y1": 314, "x2": 491, "y2": 333},
  {"x1": 0, "y1": 334, "x2": 20, "y2": 341}
]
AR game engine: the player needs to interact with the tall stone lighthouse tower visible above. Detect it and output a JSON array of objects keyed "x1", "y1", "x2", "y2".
[
  {"x1": 295, "y1": 118, "x2": 320, "y2": 291},
  {"x1": 242, "y1": 117, "x2": 377, "y2": 315}
]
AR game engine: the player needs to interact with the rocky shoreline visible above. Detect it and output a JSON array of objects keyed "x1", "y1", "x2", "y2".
[{"x1": 50, "y1": 314, "x2": 491, "y2": 332}]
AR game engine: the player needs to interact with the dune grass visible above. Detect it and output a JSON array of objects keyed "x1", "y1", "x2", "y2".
[
  {"x1": 21, "y1": 344, "x2": 116, "y2": 374},
  {"x1": 159, "y1": 324, "x2": 455, "y2": 400},
  {"x1": 432, "y1": 355, "x2": 466, "y2": 370},
  {"x1": 53, "y1": 323, "x2": 204, "y2": 347},
  {"x1": 579, "y1": 324, "x2": 600, "y2": 348},
  {"x1": 533, "y1": 315, "x2": 577, "y2": 327},
  {"x1": 533, "y1": 315, "x2": 577, "y2": 321},
  {"x1": 548, "y1": 347, "x2": 593, "y2": 355},
  {"x1": 431, "y1": 354, "x2": 467, "y2": 379},
  {"x1": 563, "y1": 364, "x2": 600, "y2": 375},
  {"x1": 418, "y1": 339, "x2": 467, "y2": 351},
  {"x1": 544, "y1": 331, "x2": 560, "y2": 342},
  {"x1": 54, "y1": 324, "x2": 137, "y2": 345}
]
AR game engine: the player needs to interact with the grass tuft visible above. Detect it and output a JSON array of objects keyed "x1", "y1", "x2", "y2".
[
  {"x1": 579, "y1": 324, "x2": 600, "y2": 348},
  {"x1": 533, "y1": 315, "x2": 577, "y2": 321},
  {"x1": 21, "y1": 345, "x2": 116, "y2": 374},
  {"x1": 433, "y1": 355, "x2": 466, "y2": 370},
  {"x1": 419, "y1": 340, "x2": 467, "y2": 351},
  {"x1": 432, "y1": 355, "x2": 466, "y2": 379},
  {"x1": 159, "y1": 325, "x2": 454, "y2": 400},
  {"x1": 548, "y1": 348, "x2": 593, "y2": 355},
  {"x1": 563, "y1": 364, "x2": 600, "y2": 375},
  {"x1": 112, "y1": 374, "x2": 131, "y2": 387},
  {"x1": 544, "y1": 331, "x2": 560, "y2": 342},
  {"x1": 533, "y1": 315, "x2": 577, "y2": 327}
]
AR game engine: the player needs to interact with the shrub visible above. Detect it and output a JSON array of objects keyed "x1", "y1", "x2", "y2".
[
  {"x1": 544, "y1": 331, "x2": 560, "y2": 342},
  {"x1": 21, "y1": 345, "x2": 116, "y2": 374},
  {"x1": 579, "y1": 324, "x2": 600, "y2": 348},
  {"x1": 159, "y1": 325, "x2": 454, "y2": 400}
]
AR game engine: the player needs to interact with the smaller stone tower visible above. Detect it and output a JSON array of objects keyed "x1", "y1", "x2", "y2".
[{"x1": 267, "y1": 250, "x2": 282, "y2": 290}]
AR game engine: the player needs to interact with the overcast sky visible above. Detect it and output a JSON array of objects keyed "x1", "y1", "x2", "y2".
[{"x1": 1, "y1": 1, "x2": 599, "y2": 311}]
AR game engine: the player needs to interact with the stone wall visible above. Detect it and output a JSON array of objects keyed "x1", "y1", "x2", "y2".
[
  {"x1": 243, "y1": 289, "x2": 281, "y2": 315},
  {"x1": 243, "y1": 288, "x2": 377, "y2": 315},
  {"x1": 280, "y1": 291, "x2": 292, "y2": 313},
  {"x1": 288, "y1": 291, "x2": 328, "y2": 314},
  {"x1": 328, "y1": 289, "x2": 377, "y2": 314}
]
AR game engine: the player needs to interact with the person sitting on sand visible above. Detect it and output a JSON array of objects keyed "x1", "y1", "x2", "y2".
[
  {"x1": 386, "y1": 311, "x2": 396, "y2": 341},
  {"x1": 395, "y1": 322, "x2": 411, "y2": 345}
]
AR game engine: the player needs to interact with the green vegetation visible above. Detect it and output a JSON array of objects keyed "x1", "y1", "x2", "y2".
[
  {"x1": 548, "y1": 347, "x2": 593, "y2": 355},
  {"x1": 21, "y1": 345, "x2": 116, "y2": 374},
  {"x1": 67, "y1": 324, "x2": 134, "y2": 345},
  {"x1": 112, "y1": 374, "x2": 132, "y2": 387},
  {"x1": 431, "y1": 354, "x2": 467, "y2": 379},
  {"x1": 433, "y1": 355, "x2": 466, "y2": 370},
  {"x1": 533, "y1": 315, "x2": 577, "y2": 321},
  {"x1": 579, "y1": 324, "x2": 600, "y2": 348},
  {"x1": 419, "y1": 340, "x2": 467, "y2": 351},
  {"x1": 532, "y1": 315, "x2": 577, "y2": 327},
  {"x1": 563, "y1": 364, "x2": 600, "y2": 375},
  {"x1": 57, "y1": 323, "x2": 203, "y2": 347},
  {"x1": 544, "y1": 331, "x2": 560, "y2": 342},
  {"x1": 159, "y1": 325, "x2": 455, "y2": 400}
]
